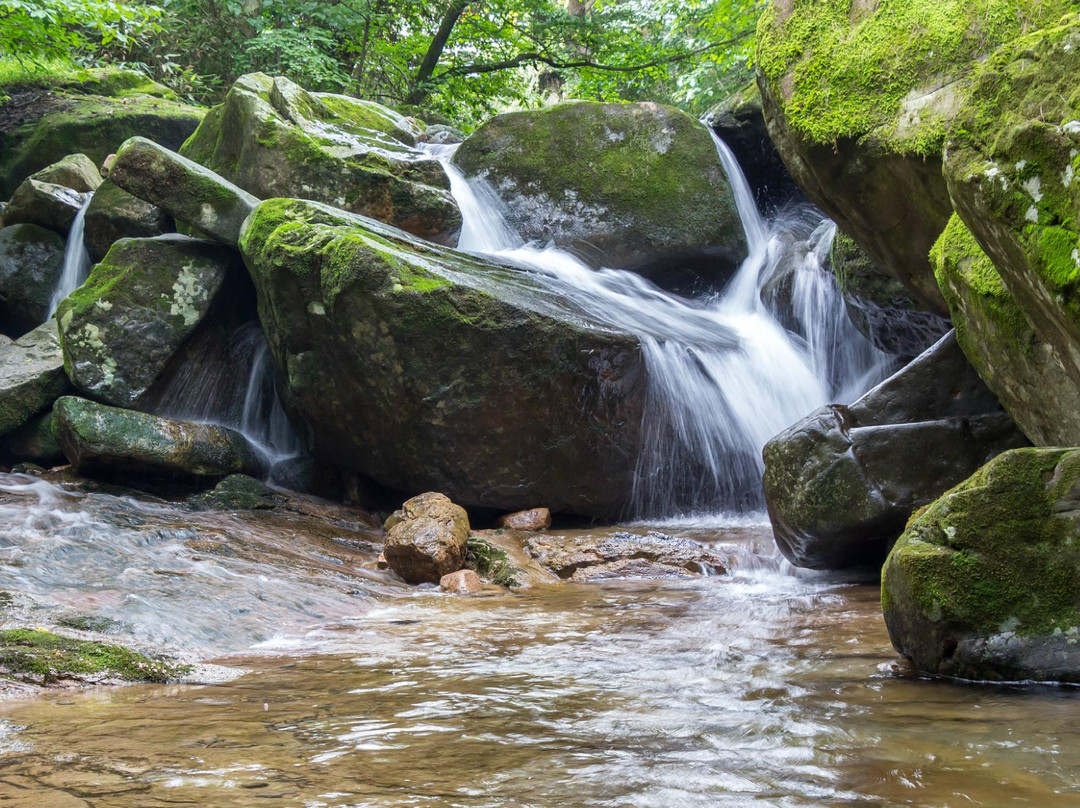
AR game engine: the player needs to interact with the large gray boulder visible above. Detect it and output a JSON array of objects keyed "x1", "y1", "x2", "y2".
[
  {"x1": 180, "y1": 73, "x2": 460, "y2": 245},
  {"x1": 56, "y1": 234, "x2": 238, "y2": 407},
  {"x1": 763, "y1": 332, "x2": 1027, "y2": 570},
  {"x1": 453, "y1": 101, "x2": 745, "y2": 273},
  {"x1": 239, "y1": 198, "x2": 645, "y2": 518},
  {"x1": 0, "y1": 224, "x2": 66, "y2": 337},
  {"x1": 0, "y1": 321, "x2": 71, "y2": 438},
  {"x1": 2, "y1": 179, "x2": 87, "y2": 234},
  {"x1": 27, "y1": 153, "x2": 102, "y2": 193},
  {"x1": 83, "y1": 179, "x2": 172, "y2": 262}
]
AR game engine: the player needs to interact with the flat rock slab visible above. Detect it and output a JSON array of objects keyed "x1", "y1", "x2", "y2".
[
  {"x1": 524, "y1": 531, "x2": 727, "y2": 582},
  {"x1": 0, "y1": 321, "x2": 71, "y2": 437}
]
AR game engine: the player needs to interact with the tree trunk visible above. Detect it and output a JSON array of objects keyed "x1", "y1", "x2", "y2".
[{"x1": 405, "y1": 0, "x2": 471, "y2": 105}]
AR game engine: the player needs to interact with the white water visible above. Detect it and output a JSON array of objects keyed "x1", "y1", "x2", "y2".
[
  {"x1": 424, "y1": 135, "x2": 891, "y2": 518},
  {"x1": 46, "y1": 192, "x2": 93, "y2": 317}
]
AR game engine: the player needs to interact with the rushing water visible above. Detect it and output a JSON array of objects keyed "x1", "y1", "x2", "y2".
[
  {"x1": 46, "y1": 192, "x2": 94, "y2": 318},
  {"x1": 423, "y1": 137, "x2": 890, "y2": 518}
]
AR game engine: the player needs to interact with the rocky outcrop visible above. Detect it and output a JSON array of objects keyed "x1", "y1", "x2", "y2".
[
  {"x1": 883, "y1": 448, "x2": 1080, "y2": 683},
  {"x1": 0, "y1": 223, "x2": 65, "y2": 337},
  {"x1": 0, "y1": 321, "x2": 71, "y2": 438},
  {"x1": 524, "y1": 530, "x2": 728, "y2": 582},
  {"x1": 755, "y1": 1, "x2": 1074, "y2": 313},
  {"x1": 2, "y1": 178, "x2": 86, "y2": 234},
  {"x1": 56, "y1": 234, "x2": 239, "y2": 407},
  {"x1": 383, "y1": 492, "x2": 470, "y2": 584},
  {"x1": 941, "y1": 17, "x2": 1080, "y2": 447},
  {"x1": 239, "y1": 198, "x2": 645, "y2": 518},
  {"x1": 453, "y1": 101, "x2": 745, "y2": 273},
  {"x1": 0, "y1": 69, "x2": 204, "y2": 197},
  {"x1": 180, "y1": 73, "x2": 460, "y2": 245},
  {"x1": 762, "y1": 332, "x2": 1027, "y2": 570},
  {"x1": 83, "y1": 179, "x2": 172, "y2": 262},
  {"x1": 53, "y1": 395, "x2": 264, "y2": 484},
  {"x1": 109, "y1": 138, "x2": 257, "y2": 247}
]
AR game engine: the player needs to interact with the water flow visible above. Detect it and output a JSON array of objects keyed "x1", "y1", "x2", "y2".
[
  {"x1": 425, "y1": 141, "x2": 890, "y2": 519},
  {"x1": 46, "y1": 192, "x2": 93, "y2": 317}
]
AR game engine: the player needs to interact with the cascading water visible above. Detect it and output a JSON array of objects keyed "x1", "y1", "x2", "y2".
[
  {"x1": 46, "y1": 192, "x2": 94, "y2": 317},
  {"x1": 423, "y1": 134, "x2": 891, "y2": 519}
]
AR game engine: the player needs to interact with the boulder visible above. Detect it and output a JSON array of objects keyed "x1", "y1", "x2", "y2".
[
  {"x1": 2, "y1": 178, "x2": 86, "y2": 234},
  {"x1": 383, "y1": 492, "x2": 470, "y2": 584},
  {"x1": 763, "y1": 332, "x2": 1028, "y2": 570},
  {"x1": 27, "y1": 153, "x2": 102, "y2": 193},
  {"x1": 108, "y1": 138, "x2": 257, "y2": 247},
  {"x1": 83, "y1": 179, "x2": 172, "y2": 262},
  {"x1": 883, "y1": 448, "x2": 1080, "y2": 683},
  {"x1": 53, "y1": 395, "x2": 264, "y2": 483},
  {"x1": 239, "y1": 198, "x2": 645, "y2": 518},
  {"x1": 831, "y1": 230, "x2": 951, "y2": 357},
  {"x1": 0, "y1": 69, "x2": 204, "y2": 197},
  {"x1": 942, "y1": 17, "x2": 1080, "y2": 447},
  {"x1": 180, "y1": 73, "x2": 460, "y2": 245},
  {"x1": 0, "y1": 223, "x2": 66, "y2": 337},
  {"x1": 56, "y1": 234, "x2": 238, "y2": 407},
  {"x1": 755, "y1": 0, "x2": 1074, "y2": 313},
  {"x1": 187, "y1": 474, "x2": 286, "y2": 511},
  {"x1": 453, "y1": 101, "x2": 745, "y2": 272},
  {"x1": 0, "y1": 321, "x2": 71, "y2": 437},
  {"x1": 496, "y1": 507, "x2": 551, "y2": 531},
  {"x1": 439, "y1": 569, "x2": 484, "y2": 594},
  {"x1": 0, "y1": 410, "x2": 64, "y2": 466},
  {"x1": 524, "y1": 530, "x2": 728, "y2": 582}
]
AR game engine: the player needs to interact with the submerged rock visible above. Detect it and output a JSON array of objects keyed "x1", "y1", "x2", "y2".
[
  {"x1": 2, "y1": 178, "x2": 86, "y2": 234},
  {"x1": 83, "y1": 179, "x2": 173, "y2": 262},
  {"x1": 239, "y1": 198, "x2": 644, "y2": 518},
  {"x1": 53, "y1": 395, "x2": 265, "y2": 484},
  {"x1": 383, "y1": 492, "x2": 470, "y2": 584},
  {"x1": 883, "y1": 448, "x2": 1080, "y2": 683},
  {"x1": 56, "y1": 234, "x2": 239, "y2": 407},
  {"x1": 453, "y1": 100, "x2": 745, "y2": 273},
  {"x1": 180, "y1": 73, "x2": 460, "y2": 245},
  {"x1": 0, "y1": 223, "x2": 65, "y2": 337},
  {"x1": 187, "y1": 474, "x2": 286, "y2": 511},
  {"x1": 0, "y1": 321, "x2": 71, "y2": 438},
  {"x1": 763, "y1": 332, "x2": 1027, "y2": 570},
  {"x1": 524, "y1": 530, "x2": 727, "y2": 582}
]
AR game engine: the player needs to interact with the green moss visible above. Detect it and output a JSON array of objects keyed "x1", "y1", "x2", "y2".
[
  {"x1": 0, "y1": 628, "x2": 189, "y2": 685},
  {"x1": 466, "y1": 537, "x2": 521, "y2": 588}
]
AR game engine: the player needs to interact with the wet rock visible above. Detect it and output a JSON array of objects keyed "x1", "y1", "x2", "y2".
[
  {"x1": 2, "y1": 179, "x2": 87, "y2": 234},
  {"x1": 496, "y1": 508, "x2": 551, "y2": 531},
  {"x1": 83, "y1": 179, "x2": 172, "y2": 262},
  {"x1": 439, "y1": 569, "x2": 484, "y2": 594},
  {"x1": 420, "y1": 124, "x2": 466, "y2": 145},
  {"x1": 53, "y1": 395, "x2": 265, "y2": 484},
  {"x1": 0, "y1": 223, "x2": 66, "y2": 337},
  {"x1": 56, "y1": 234, "x2": 239, "y2": 407},
  {"x1": 180, "y1": 73, "x2": 460, "y2": 245},
  {"x1": 883, "y1": 448, "x2": 1080, "y2": 683},
  {"x1": 239, "y1": 198, "x2": 644, "y2": 518},
  {"x1": 453, "y1": 101, "x2": 745, "y2": 272},
  {"x1": 940, "y1": 18, "x2": 1080, "y2": 447},
  {"x1": 109, "y1": 137, "x2": 258, "y2": 247},
  {"x1": 0, "y1": 410, "x2": 64, "y2": 466},
  {"x1": 523, "y1": 531, "x2": 727, "y2": 582},
  {"x1": 187, "y1": 474, "x2": 286, "y2": 511},
  {"x1": 27, "y1": 153, "x2": 103, "y2": 193},
  {"x1": 0, "y1": 321, "x2": 71, "y2": 438},
  {"x1": 763, "y1": 332, "x2": 1029, "y2": 571},
  {"x1": 383, "y1": 492, "x2": 470, "y2": 584},
  {"x1": 0, "y1": 69, "x2": 204, "y2": 197}
]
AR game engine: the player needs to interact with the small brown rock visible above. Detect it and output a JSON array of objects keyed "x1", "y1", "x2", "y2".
[
  {"x1": 101, "y1": 154, "x2": 117, "y2": 176},
  {"x1": 439, "y1": 569, "x2": 483, "y2": 594},
  {"x1": 383, "y1": 492, "x2": 470, "y2": 584},
  {"x1": 496, "y1": 507, "x2": 551, "y2": 531},
  {"x1": 376, "y1": 552, "x2": 390, "y2": 570}
]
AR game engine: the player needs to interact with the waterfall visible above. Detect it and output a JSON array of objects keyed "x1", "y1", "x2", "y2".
[
  {"x1": 428, "y1": 141, "x2": 893, "y2": 519},
  {"x1": 47, "y1": 192, "x2": 94, "y2": 317}
]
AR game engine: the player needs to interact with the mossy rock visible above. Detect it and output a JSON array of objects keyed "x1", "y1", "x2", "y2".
[
  {"x1": 27, "y1": 152, "x2": 102, "y2": 193},
  {"x1": 238, "y1": 198, "x2": 645, "y2": 519},
  {"x1": 942, "y1": 17, "x2": 1080, "y2": 445},
  {"x1": 0, "y1": 320, "x2": 71, "y2": 438},
  {"x1": 0, "y1": 223, "x2": 65, "y2": 337},
  {"x1": 180, "y1": 73, "x2": 461, "y2": 245},
  {"x1": 0, "y1": 73, "x2": 204, "y2": 197},
  {"x1": 0, "y1": 409, "x2": 63, "y2": 465},
  {"x1": 2, "y1": 177, "x2": 86, "y2": 234},
  {"x1": 453, "y1": 101, "x2": 744, "y2": 272},
  {"x1": 756, "y1": 0, "x2": 1079, "y2": 312},
  {"x1": 883, "y1": 447, "x2": 1080, "y2": 683},
  {"x1": 187, "y1": 474, "x2": 286, "y2": 511},
  {"x1": 83, "y1": 178, "x2": 173, "y2": 262}
]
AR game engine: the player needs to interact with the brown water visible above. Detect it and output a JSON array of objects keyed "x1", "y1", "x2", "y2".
[{"x1": 1, "y1": 474, "x2": 1079, "y2": 806}]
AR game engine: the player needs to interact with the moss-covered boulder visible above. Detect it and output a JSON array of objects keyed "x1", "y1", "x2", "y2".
[
  {"x1": 756, "y1": 0, "x2": 1077, "y2": 312},
  {"x1": 239, "y1": 198, "x2": 645, "y2": 518},
  {"x1": 27, "y1": 152, "x2": 102, "y2": 193},
  {"x1": 83, "y1": 178, "x2": 172, "y2": 262},
  {"x1": 0, "y1": 321, "x2": 71, "y2": 438},
  {"x1": 54, "y1": 395, "x2": 264, "y2": 483},
  {"x1": 0, "y1": 409, "x2": 63, "y2": 465},
  {"x1": 763, "y1": 332, "x2": 1026, "y2": 570},
  {"x1": 180, "y1": 73, "x2": 460, "y2": 245},
  {"x1": 2, "y1": 178, "x2": 86, "y2": 234},
  {"x1": 0, "y1": 69, "x2": 204, "y2": 197},
  {"x1": 56, "y1": 234, "x2": 238, "y2": 407},
  {"x1": 453, "y1": 101, "x2": 745, "y2": 272},
  {"x1": 883, "y1": 447, "x2": 1080, "y2": 683},
  {"x1": 831, "y1": 230, "x2": 950, "y2": 356},
  {"x1": 941, "y1": 17, "x2": 1080, "y2": 446},
  {"x1": 0, "y1": 223, "x2": 65, "y2": 336}
]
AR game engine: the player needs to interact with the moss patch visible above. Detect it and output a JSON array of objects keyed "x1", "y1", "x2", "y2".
[{"x1": 466, "y1": 536, "x2": 521, "y2": 588}]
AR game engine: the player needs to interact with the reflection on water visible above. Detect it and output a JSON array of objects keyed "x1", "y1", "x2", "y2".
[{"x1": 2, "y1": 553, "x2": 1079, "y2": 807}]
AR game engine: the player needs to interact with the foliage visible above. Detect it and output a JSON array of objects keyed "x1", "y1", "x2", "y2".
[
  {"x1": 0, "y1": 0, "x2": 162, "y2": 65},
  {"x1": 466, "y1": 536, "x2": 521, "y2": 587}
]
